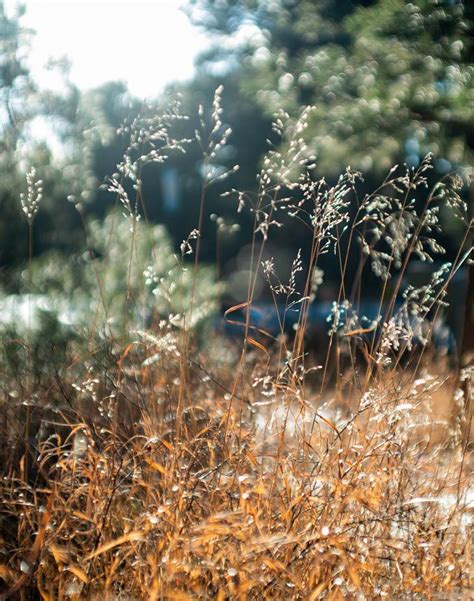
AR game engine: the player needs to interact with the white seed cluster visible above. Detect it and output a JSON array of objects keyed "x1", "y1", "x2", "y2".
[
  {"x1": 197, "y1": 85, "x2": 240, "y2": 185},
  {"x1": 20, "y1": 167, "x2": 43, "y2": 224}
]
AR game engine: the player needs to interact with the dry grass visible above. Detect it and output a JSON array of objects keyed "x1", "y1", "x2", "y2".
[
  {"x1": 0, "y1": 338, "x2": 472, "y2": 600},
  {"x1": 0, "y1": 91, "x2": 473, "y2": 599}
]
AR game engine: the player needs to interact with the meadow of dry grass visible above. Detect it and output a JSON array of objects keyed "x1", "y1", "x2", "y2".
[
  {"x1": 0, "y1": 91, "x2": 472, "y2": 599},
  {"x1": 0, "y1": 341, "x2": 472, "y2": 599}
]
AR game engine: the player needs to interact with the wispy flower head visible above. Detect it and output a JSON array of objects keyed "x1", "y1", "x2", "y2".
[{"x1": 20, "y1": 167, "x2": 43, "y2": 224}]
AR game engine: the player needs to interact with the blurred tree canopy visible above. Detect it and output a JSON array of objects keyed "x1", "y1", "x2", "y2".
[
  {"x1": 188, "y1": 0, "x2": 473, "y2": 176},
  {"x1": 1, "y1": 0, "x2": 472, "y2": 314},
  {"x1": 0, "y1": 1, "x2": 85, "y2": 273},
  {"x1": 0, "y1": 0, "x2": 268, "y2": 276},
  {"x1": 0, "y1": 2, "x2": 143, "y2": 277}
]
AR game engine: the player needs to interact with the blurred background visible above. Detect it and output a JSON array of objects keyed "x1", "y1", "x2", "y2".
[{"x1": 0, "y1": 0, "x2": 472, "y2": 347}]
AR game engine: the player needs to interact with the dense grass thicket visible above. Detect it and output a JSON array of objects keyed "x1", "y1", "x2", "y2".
[{"x1": 0, "y1": 90, "x2": 472, "y2": 599}]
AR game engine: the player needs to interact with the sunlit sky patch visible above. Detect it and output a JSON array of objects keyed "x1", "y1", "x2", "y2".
[{"x1": 8, "y1": 0, "x2": 208, "y2": 98}]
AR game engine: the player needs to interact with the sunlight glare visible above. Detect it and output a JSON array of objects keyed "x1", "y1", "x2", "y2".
[{"x1": 16, "y1": 0, "x2": 207, "y2": 97}]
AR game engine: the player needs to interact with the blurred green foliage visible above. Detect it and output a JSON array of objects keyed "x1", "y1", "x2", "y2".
[
  {"x1": 20, "y1": 212, "x2": 223, "y2": 334},
  {"x1": 0, "y1": 211, "x2": 223, "y2": 394},
  {"x1": 189, "y1": 0, "x2": 473, "y2": 176},
  {"x1": 0, "y1": 0, "x2": 472, "y2": 311}
]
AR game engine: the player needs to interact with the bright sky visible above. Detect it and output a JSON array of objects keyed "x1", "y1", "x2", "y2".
[{"x1": 12, "y1": 0, "x2": 208, "y2": 98}]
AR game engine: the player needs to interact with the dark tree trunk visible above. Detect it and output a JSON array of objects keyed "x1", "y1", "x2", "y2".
[
  {"x1": 461, "y1": 180, "x2": 474, "y2": 367},
  {"x1": 460, "y1": 123, "x2": 474, "y2": 366},
  {"x1": 461, "y1": 260, "x2": 474, "y2": 367},
  {"x1": 459, "y1": 193, "x2": 473, "y2": 446}
]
